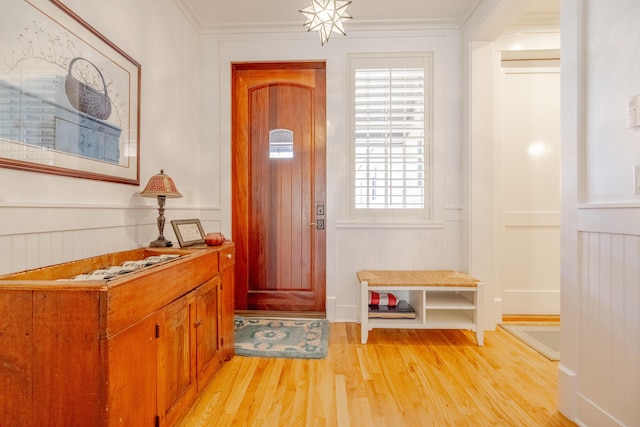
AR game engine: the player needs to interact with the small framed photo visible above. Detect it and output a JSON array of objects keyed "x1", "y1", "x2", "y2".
[{"x1": 171, "y1": 219, "x2": 206, "y2": 247}]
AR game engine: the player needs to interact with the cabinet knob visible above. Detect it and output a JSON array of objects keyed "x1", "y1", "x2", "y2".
[
  {"x1": 194, "y1": 319, "x2": 203, "y2": 328},
  {"x1": 226, "y1": 254, "x2": 232, "y2": 259}
]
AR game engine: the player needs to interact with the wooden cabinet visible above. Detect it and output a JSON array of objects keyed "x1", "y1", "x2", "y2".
[{"x1": 0, "y1": 242, "x2": 235, "y2": 427}]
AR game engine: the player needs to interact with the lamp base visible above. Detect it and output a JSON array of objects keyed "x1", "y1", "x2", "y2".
[{"x1": 149, "y1": 238, "x2": 173, "y2": 248}]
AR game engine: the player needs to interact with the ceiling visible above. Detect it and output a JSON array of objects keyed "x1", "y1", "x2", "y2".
[{"x1": 176, "y1": 0, "x2": 559, "y2": 33}]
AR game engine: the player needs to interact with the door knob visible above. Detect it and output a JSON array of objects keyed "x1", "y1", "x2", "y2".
[{"x1": 310, "y1": 220, "x2": 324, "y2": 229}]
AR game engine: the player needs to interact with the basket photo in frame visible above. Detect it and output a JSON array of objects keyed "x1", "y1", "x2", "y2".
[
  {"x1": 0, "y1": 0, "x2": 141, "y2": 184},
  {"x1": 171, "y1": 219, "x2": 206, "y2": 247}
]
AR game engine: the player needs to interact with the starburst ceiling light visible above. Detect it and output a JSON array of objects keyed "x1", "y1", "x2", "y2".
[{"x1": 299, "y1": 0, "x2": 352, "y2": 46}]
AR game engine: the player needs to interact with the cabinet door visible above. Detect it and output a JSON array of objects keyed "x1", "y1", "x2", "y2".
[
  {"x1": 105, "y1": 313, "x2": 158, "y2": 426},
  {"x1": 195, "y1": 275, "x2": 222, "y2": 389},
  {"x1": 157, "y1": 291, "x2": 197, "y2": 427}
]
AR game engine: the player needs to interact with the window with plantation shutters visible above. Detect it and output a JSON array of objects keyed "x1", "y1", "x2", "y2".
[{"x1": 350, "y1": 55, "x2": 431, "y2": 218}]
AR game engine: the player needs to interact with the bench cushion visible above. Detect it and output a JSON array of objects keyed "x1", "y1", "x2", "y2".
[{"x1": 357, "y1": 270, "x2": 478, "y2": 287}]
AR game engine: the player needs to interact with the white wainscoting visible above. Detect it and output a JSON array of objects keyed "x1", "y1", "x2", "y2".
[
  {"x1": 332, "y1": 207, "x2": 464, "y2": 322},
  {"x1": 575, "y1": 227, "x2": 640, "y2": 426},
  {"x1": 565, "y1": 206, "x2": 640, "y2": 425},
  {"x1": 0, "y1": 203, "x2": 222, "y2": 276}
]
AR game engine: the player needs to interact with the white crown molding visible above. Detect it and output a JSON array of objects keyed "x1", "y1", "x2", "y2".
[
  {"x1": 197, "y1": 20, "x2": 462, "y2": 36},
  {"x1": 173, "y1": 0, "x2": 464, "y2": 35}
]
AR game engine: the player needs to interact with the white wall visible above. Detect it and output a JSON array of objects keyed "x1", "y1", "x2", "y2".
[
  {"x1": 560, "y1": 0, "x2": 640, "y2": 424},
  {"x1": 468, "y1": 40, "x2": 500, "y2": 326},
  {"x1": 0, "y1": 0, "x2": 223, "y2": 274},
  {"x1": 1, "y1": 3, "x2": 469, "y2": 323},
  {"x1": 464, "y1": 1, "x2": 561, "y2": 327},
  {"x1": 6, "y1": 0, "x2": 638, "y2": 424},
  {"x1": 200, "y1": 27, "x2": 466, "y2": 322}
]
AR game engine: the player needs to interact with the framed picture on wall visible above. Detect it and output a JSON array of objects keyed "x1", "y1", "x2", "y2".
[
  {"x1": 171, "y1": 219, "x2": 206, "y2": 247},
  {"x1": 0, "y1": 0, "x2": 141, "y2": 185}
]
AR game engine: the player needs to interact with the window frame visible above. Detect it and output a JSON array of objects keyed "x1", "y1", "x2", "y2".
[{"x1": 348, "y1": 53, "x2": 434, "y2": 221}]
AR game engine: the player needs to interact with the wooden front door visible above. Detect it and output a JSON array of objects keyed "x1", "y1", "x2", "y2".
[{"x1": 231, "y1": 62, "x2": 326, "y2": 312}]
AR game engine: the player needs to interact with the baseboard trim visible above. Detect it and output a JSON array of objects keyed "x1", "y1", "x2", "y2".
[
  {"x1": 578, "y1": 392, "x2": 625, "y2": 426},
  {"x1": 558, "y1": 364, "x2": 577, "y2": 422},
  {"x1": 502, "y1": 314, "x2": 560, "y2": 323}
]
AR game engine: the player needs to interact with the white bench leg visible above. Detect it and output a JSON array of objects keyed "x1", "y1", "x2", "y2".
[
  {"x1": 358, "y1": 281, "x2": 371, "y2": 344},
  {"x1": 361, "y1": 326, "x2": 369, "y2": 344},
  {"x1": 475, "y1": 281, "x2": 484, "y2": 346}
]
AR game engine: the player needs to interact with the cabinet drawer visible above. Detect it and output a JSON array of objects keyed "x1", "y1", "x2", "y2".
[{"x1": 219, "y1": 245, "x2": 235, "y2": 271}]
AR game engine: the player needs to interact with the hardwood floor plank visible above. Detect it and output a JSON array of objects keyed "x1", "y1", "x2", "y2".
[
  {"x1": 335, "y1": 374, "x2": 350, "y2": 427},
  {"x1": 178, "y1": 323, "x2": 575, "y2": 427}
]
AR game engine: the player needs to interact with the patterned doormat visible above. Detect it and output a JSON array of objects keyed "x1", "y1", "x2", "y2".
[
  {"x1": 500, "y1": 323, "x2": 560, "y2": 361},
  {"x1": 234, "y1": 316, "x2": 329, "y2": 359}
]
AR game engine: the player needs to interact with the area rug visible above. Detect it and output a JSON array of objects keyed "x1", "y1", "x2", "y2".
[
  {"x1": 234, "y1": 316, "x2": 329, "y2": 359},
  {"x1": 500, "y1": 323, "x2": 560, "y2": 361}
]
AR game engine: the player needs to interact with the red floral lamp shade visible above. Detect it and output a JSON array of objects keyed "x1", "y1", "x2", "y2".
[{"x1": 140, "y1": 169, "x2": 182, "y2": 198}]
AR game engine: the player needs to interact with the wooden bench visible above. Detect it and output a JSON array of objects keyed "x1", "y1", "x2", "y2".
[{"x1": 356, "y1": 270, "x2": 484, "y2": 345}]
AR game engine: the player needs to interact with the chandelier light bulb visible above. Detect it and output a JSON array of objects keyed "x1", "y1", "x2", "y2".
[{"x1": 299, "y1": 0, "x2": 353, "y2": 46}]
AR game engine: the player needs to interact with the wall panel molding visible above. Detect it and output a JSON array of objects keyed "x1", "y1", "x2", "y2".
[
  {"x1": 578, "y1": 206, "x2": 640, "y2": 236},
  {"x1": 0, "y1": 204, "x2": 221, "y2": 236}
]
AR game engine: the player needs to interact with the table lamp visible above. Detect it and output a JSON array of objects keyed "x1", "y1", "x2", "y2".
[{"x1": 140, "y1": 169, "x2": 183, "y2": 247}]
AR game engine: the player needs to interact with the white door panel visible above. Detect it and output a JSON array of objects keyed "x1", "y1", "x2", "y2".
[{"x1": 499, "y1": 67, "x2": 561, "y2": 315}]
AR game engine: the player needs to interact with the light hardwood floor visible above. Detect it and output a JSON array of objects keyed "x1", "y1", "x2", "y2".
[{"x1": 179, "y1": 323, "x2": 575, "y2": 427}]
